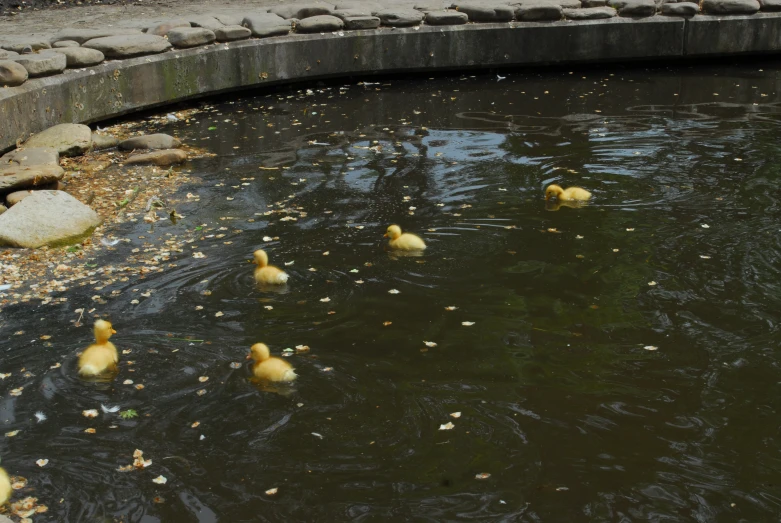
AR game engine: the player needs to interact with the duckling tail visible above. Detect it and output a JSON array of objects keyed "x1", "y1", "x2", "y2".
[
  {"x1": 78, "y1": 364, "x2": 102, "y2": 376},
  {"x1": 281, "y1": 369, "x2": 297, "y2": 382},
  {"x1": 277, "y1": 272, "x2": 289, "y2": 284}
]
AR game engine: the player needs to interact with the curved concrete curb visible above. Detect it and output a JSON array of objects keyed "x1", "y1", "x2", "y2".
[{"x1": 2, "y1": 14, "x2": 781, "y2": 151}]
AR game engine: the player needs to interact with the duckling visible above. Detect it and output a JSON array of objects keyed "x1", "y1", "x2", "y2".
[
  {"x1": 545, "y1": 184, "x2": 592, "y2": 202},
  {"x1": 384, "y1": 224, "x2": 426, "y2": 251},
  {"x1": 78, "y1": 319, "x2": 118, "y2": 377},
  {"x1": 253, "y1": 249, "x2": 289, "y2": 285},
  {"x1": 0, "y1": 466, "x2": 10, "y2": 506},
  {"x1": 247, "y1": 343, "x2": 297, "y2": 382}
]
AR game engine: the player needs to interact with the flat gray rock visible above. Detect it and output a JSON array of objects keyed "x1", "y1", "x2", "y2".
[
  {"x1": 187, "y1": 15, "x2": 225, "y2": 30},
  {"x1": 119, "y1": 134, "x2": 181, "y2": 151},
  {"x1": 616, "y1": 0, "x2": 656, "y2": 15},
  {"x1": 376, "y1": 9, "x2": 426, "y2": 26},
  {"x1": 452, "y1": 2, "x2": 515, "y2": 21},
  {"x1": 146, "y1": 20, "x2": 191, "y2": 36},
  {"x1": 242, "y1": 13, "x2": 292, "y2": 37},
  {"x1": 661, "y1": 1, "x2": 699, "y2": 13},
  {"x1": 13, "y1": 52, "x2": 66, "y2": 78},
  {"x1": 0, "y1": 50, "x2": 19, "y2": 60},
  {"x1": 6, "y1": 190, "x2": 36, "y2": 206},
  {"x1": 414, "y1": 1, "x2": 449, "y2": 11},
  {"x1": 51, "y1": 47, "x2": 105, "y2": 67},
  {"x1": 296, "y1": 14, "x2": 345, "y2": 32},
  {"x1": 512, "y1": 0, "x2": 580, "y2": 9},
  {"x1": 0, "y1": 40, "x2": 51, "y2": 53},
  {"x1": 125, "y1": 149, "x2": 187, "y2": 166},
  {"x1": 702, "y1": 0, "x2": 759, "y2": 11},
  {"x1": 582, "y1": 0, "x2": 607, "y2": 5},
  {"x1": 1, "y1": 147, "x2": 59, "y2": 166},
  {"x1": 342, "y1": 15, "x2": 381, "y2": 29},
  {"x1": 759, "y1": 0, "x2": 781, "y2": 9},
  {"x1": 334, "y1": 0, "x2": 382, "y2": 10},
  {"x1": 515, "y1": 3, "x2": 563, "y2": 19},
  {"x1": 0, "y1": 164, "x2": 64, "y2": 193},
  {"x1": 0, "y1": 190, "x2": 101, "y2": 248},
  {"x1": 0, "y1": 60, "x2": 28, "y2": 87},
  {"x1": 25, "y1": 123, "x2": 92, "y2": 157},
  {"x1": 563, "y1": 6, "x2": 617, "y2": 17},
  {"x1": 91, "y1": 133, "x2": 119, "y2": 150},
  {"x1": 214, "y1": 25, "x2": 252, "y2": 41},
  {"x1": 426, "y1": 9, "x2": 470, "y2": 23},
  {"x1": 167, "y1": 27, "x2": 216, "y2": 48},
  {"x1": 269, "y1": 2, "x2": 334, "y2": 19},
  {"x1": 52, "y1": 40, "x2": 80, "y2": 48},
  {"x1": 51, "y1": 28, "x2": 140, "y2": 45},
  {"x1": 214, "y1": 14, "x2": 245, "y2": 26},
  {"x1": 83, "y1": 34, "x2": 172, "y2": 58}
]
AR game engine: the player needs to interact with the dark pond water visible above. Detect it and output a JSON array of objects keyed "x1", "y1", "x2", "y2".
[{"x1": 4, "y1": 62, "x2": 781, "y2": 522}]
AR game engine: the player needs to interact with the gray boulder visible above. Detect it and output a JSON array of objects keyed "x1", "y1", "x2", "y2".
[
  {"x1": 1, "y1": 147, "x2": 59, "y2": 166},
  {"x1": 146, "y1": 20, "x2": 191, "y2": 36},
  {"x1": 661, "y1": 1, "x2": 699, "y2": 13},
  {"x1": 582, "y1": 0, "x2": 607, "y2": 6},
  {"x1": 425, "y1": 9, "x2": 470, "y2": 23},
  {"x1": 269, "y1": 2, "x2": 334, "y2": 19},
  {"x1": 0, "y1": 40, "x2": 51, "y2": 53},
  {"x1": 0, "y1": 191, "x2": 101, "y2": 248},
  {"x1": 615, "y1": 0, "x2": 656, "y2": 15},
  {"x1": 13, "y1": 52, "x2": 66, "y2": 77},
  {"x1": 118, "y1": 134, "x2": 181, "y2": 151},
  {"x1": 52, "y1": 40, "x2": 80, "y2": 48},
  {"x1": 25, "y1": 123, "x2": 92, "y2": 157},
  {"x1": 297, "y1": 14, "x2": 345, "y2": 32},
  {"x1": 342, "y1": 15, "x2": 381, "y2": 29},
  {"x1": 0, "y1": 205, "x2": 6, "y2": 215},
  {"x1": 91, "y1": 133, "x2": 120, "y2": 150},
  {"x1": 187, "y1": 15, "x2": 226, "y2": 30},
  {"x1": 6, "y1": 190, "x2": 36, "y2": 207},
  {"x1": 214, "y1": 25, "x2": 252, "y2": 41},
  {"x1": 0, "y1": 60, "x2": 28, "y2": 87},
  {"x1": 125, "y1": 149, "x2": 188, "y2": 166},
  {"x1": 167, "y1": 27, "x2": 217, "y2": 48},
  {"x1": 376, "y1": 9, "x2": 426, "y2": 26},
  {"x1": 515, "y1": 3, "x2": 563, "y2": 19},
  {"x1": 50, "y1": 47, "x2": 105, "y2": 67},
  {"x1": 452, "y1": 2, "x2": 515, "y2": 21},
  {"x1": 83, "y1": 34, "x2": 172, "y2": 58},
  {"x1": 214, "y1": 14, "x2": 245, "y2": 26},
  {"x1": 0, "y1": 50, "x2": 19, "y2": 60},
  {"x1": 51, "y1": 28, "x2": 140, "y2": 45},
  {"x1": 701, "y1": 0, "x2": 759, "y2": 12},
  {"x1": 563, "y1": 6, "x2": 617, "y2": 17},
  {"x1": 759, "y1": 0, "x2": 781, "y2": 9},
  {"x1": 414, "y1": 1, "x2": 449, "y2": 10},
  {"x1": 0, "y1": 164, "x2": 64, "y2": 193},
  {"x1": 242, "y1": 13, "x2": 292, "y2": 37}
]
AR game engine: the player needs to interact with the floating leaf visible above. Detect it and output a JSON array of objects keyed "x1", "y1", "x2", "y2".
[
  {"x1": 450, "y1": 412, "x2": 461, "y2": 418},
  {"x1": 475, "y1": 473, "x2": 491, "y2": 480},
  {"x1": 643, "y1": 345, "x2": 659, "y2": 351},
  {"x1": 445, "y1": 306, "x2": 457, "y2": 311},
  {"x1": 153, "y1": 476, "x2": 167, "y2": 484},
  {"x1": 120, "y1": 409, "x2": 138, "y2": 419},
  {"x1": 265, "y1": 487, "x2": 279, "y2": 496},
  {"x1": 461, "y1": 321, "x2": 475, "y2": 326},
  {"x1": 215, "y1": 311, "x2": 224, "y2": 317},
  {"x1": 320, "y1": 297, "x2": 331, "y2": 303},
  {"x1": 5, "y1": 431, "x2": 19, "y2": 438},
  {"x1": 82, "y1": 409, "x2": 98, "y2": 418},
  {"x1": 230, "y1": 362, "x2": 242, "y2": 369},
  {"x1": 84, "y1": 428, "x2": 96, "y2": 434},
  {"x1": 439, "y1": 422, "x2": 455, "y2": 431},
  {"x1": 198, "y1": 376, "x2": 209, "y2": 383},
  {"x1": 36, "y1": 459, "x2": 48, "y2": 467},
  {"x1": 647, "y1": 281, "x2": 657, "y2": 287},
  {"x1": 423, "y1": 341, "x2": 437, "y2": 348},
  {"x1": 388, "y1": 289, "x2": 400, "y2": 294}
]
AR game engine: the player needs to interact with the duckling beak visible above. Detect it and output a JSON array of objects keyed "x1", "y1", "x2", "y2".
[
  {"x1": 545, "y1": 194, "x2": 551, "y2": 201},
  {"x1": 246, "y1": 354, "x2": 252, "y2": 360},
  {"x1": 111, "y1": 329, "x2": 117, "y2": 334},
  {"x1": 383, "y1": 233, "x2": 388, "y2": 238}
]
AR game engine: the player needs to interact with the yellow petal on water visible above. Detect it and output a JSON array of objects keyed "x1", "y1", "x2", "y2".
[
  {"x1": 122, "y1": 349, "x2": 132, "y2": 354},
  {"x1": 648, "y1": 281, "x2": 657, "y2": 286},
  {"x1": 445, "y1": 306, "x2": 457, "y2": 311},
  {"x1": 215, "y1": 311, "x2": 224, "y2": 317},
  {"x1": 265, "y1": 487, "x2": 279, "y2": 495},
  {"x1": 264, "y1": 305, "x2": 273, "y2": 310},
  {"x1": 191, "y1": 421, "x2": 200, "y2": 428},
  {"x1": 475, "y1": 473, "x2": 491, "y2": 480},
  {"x1": 0, "y1": 373, "x2": 10, "y2": 379},
  {"x1": 195, "y1": 305, "x2": 204, "y2": 310},
  {"x1": 450, "y1": 412, "x2": 462, "y2": 418},
  {"x1": 626, "y1": 228, "x2": 635, "y2": 232},
  {"x1": 197, "y1": 389, "x2": 207, "y2": 396},
  {"x1": 82, "y1": 409, "x2": 98, "y2": 418},
  {"x1": 49, "y1": 363, "x2": 61, "y2": 369},
  {"x1": 322, "y1": 367, "x2": 333, "y2": 372},
  {"x1": 10, "y1": 476, "x2": 26, "y2": 489},
  {"x1": 612, "y1": 249, "x2": 619, "y2": 253},
  {"x1": 644, "y1": 345, "x2": 659, "y2": 351},
  {"x1": 320, "y1": 297, "x2": 331, "y2": 303},
  {"x1": 383, "y1": 321, "x2": 392, "y2": 326},
  {"x1": 423, "y1": 341, "x2": 437, "y2": 348},
  {"x1": 439, "y1": 422, "x2": 455, "y2": 430},
  {"x1": 123, "y1": 379, "x2": 134, "y2": 385},
  {"x1": 230, "y1": 362, "x2": 242, "y2": 369},
  {"x1": 35, "y1": 459, "x2": 48, "y2": 467},
  {"x1": 701, "y1": 224, "x2": 710, "y2": 229},
  {"x1": 193, "y1": 252, "x2": 206, "y2": 259},
  {"x1": 462, "y1": 321, "x2": 475, "y2": 326},
  {"x1": 199, "y1": 376, "x2": 209, "y2": 382},
  {"x1": 84, "y1": 428, "x2": 96, "y2": 434},
  {"x1": 295, "y1": 345, "x2": 310, "y2": 353},
  {"x1": 5, "y1": 431, "x2": 19, "y2": 438},
  {"x1": 153, "y1": 476, "x2": 167, "y2": 485},
  {"x1": 40, "y1": 335, "x2": 51, "y2": 340},
  {"x1": 576, "y1": 235, "x2": 584, "y2": 239},
  {"x1": 700, "y1": 255, "x2": 711, "y2": 259},
  {"x1": 322, "y1": 251, "x2": 330, "y2": 256},
  {"x1": 10, "y1": 387, "x2": 23, "y2": 396},
  {"x1": 388, "y1": 289, "x2": 400, "y2": 294},
  {"x1": 135, "y1": 384, "x2": 145, "y2": 390}
]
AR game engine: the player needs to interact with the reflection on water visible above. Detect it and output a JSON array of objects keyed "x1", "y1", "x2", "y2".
[{"x1": 3, "y1": 62, "x2": 781, "y2": 521}]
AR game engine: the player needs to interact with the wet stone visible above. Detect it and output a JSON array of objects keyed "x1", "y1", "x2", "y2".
[
  {"x1": 119, "y1": 134, "x2": 181, "y2": 151},
  {"x1": 13, "y1": 52, "x2": 66, "y2": 78},
  {"x1": 167, "y1": 27, "x2": 216, "y2": 48},
  {"x1": 0, "y1": 40, "x2": 51, "y2": 54},
  {"x1": 0, "y1": 164, "x2": 64, "y2": 193},
  {"x1": 25, "y1": 124, "x2": 92, "y2": 157},
  {"x1": 214, "y1": 25, "x2": 252, "y2": 41},
  {"x1": 661, "y1": 1, "x2": 699, "y2": 13},
  {"x1": 414, "y1": 0, "x2": 449, "y2": 11},
  {"x1": 701, "y1": 0, "x2": 760, "y2": 11},
  {"x1": 296, "y1": 14, "x2": 345, "y2": 32},
  {"x1": 269, "y1": 2, "x2": 334, "y2": 19},
  {"x1": 52, "y1": 40, "x2": 80, "y2": 48},
  {"x1": 6, "y1": 190, "x2": 36, "y2": 207},
  {"x1": 0, "y1": 50, "x2": 19, "y2": 60},
  {"x1": 0, "y1": 60, "x2": 28, "y2": 87},
  {"x1": 451, "y1": 2, "x2": 515, "y2": 21},
  {"x1": 187, "y1": 15, "x2": 225, "y2": 30},
  {"x1": 242, "y1": 13, "x2": 292, "y2": 37},
  {"x1": 214, "y1": 14, "x2": 245, "y2": 26},
  {"x1": 759, "y1": 0, "x2": 781, "y2": 8},
  {"x1": 581, "y1": 0, "x2": 608, "y2": 6},
  {"x1": 615, "y1": 0, "x2": 657, "y2": 15},
  {"x1": 51, "y1": 28, "x2": 141, "y2": 45},
  {"x1": 515, "y1": 3, "x2": 563, "y2": 20},
  {"x1": 375, "y1": 9, "x2": 425, "y2": 26},
  {"x1": 125, "y1": 149, "x2": 188, "y2": 166},
  {"x1": 0, "y1": 190, "x2": 101, "y2": 249},
  {"x1": 425, "y1": 10, "x2": 470, "y2": 24},
  {"x1": 563, "y1": 6, "x2": 617, "y2": 17},
  {"x1": 91, "y1": 133, "x2": 120, "y2": 151},
  {"x1": 146, "y1": 20, "x2": 191, "y2": 37},
  {"x1": 83, "y1": 34, "x2": 172, "y2": 58},
  {"x1": 0, "y1": 147, "x2": 59, "y2": 166},
  {"x1": 50, "y1": 47, "x2": 105, "y2": 67},
  {"x1": 342, "y1": 15, "x2": 381, "y2": 29},
  {"x1": 0, "y1": 205, "x2": 6, "y2": 215}
]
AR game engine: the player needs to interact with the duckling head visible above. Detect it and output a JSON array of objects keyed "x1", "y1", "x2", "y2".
[
  {"x1": 94, "y1": 319, "x2": 116, "y2": 344},
  {"x1": 248, "y1": 343, "x2": 270, "y2": 363},
  {"x1": 253, "y1": 249, "x2": 269, "y2": 268},
  {"x1": 384, "y1": 224, "x2": 402, "y2": 240},
  {"x1": 545, "y1": 184, "x2": 564, "y2": 201}
]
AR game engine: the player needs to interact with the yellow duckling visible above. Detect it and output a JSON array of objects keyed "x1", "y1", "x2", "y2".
[
  {"x1": 545, "y1": 184, "x2": 592, "y2": 202},
  {"x1": 384, "y1": 224, "x2": 426, "y2": 251},
  {"x1": 247, "y1": 343, "x2": 297, "y2": 382},
  {"x1": 78, "y1": 319, "x2": 118, "y2": 377},
  {"x1": 253, "y1": 249, "x2": 289, "y2": 285},
  {"x1": 0, "y1": 466, "x2": 10, "y2": 506}
]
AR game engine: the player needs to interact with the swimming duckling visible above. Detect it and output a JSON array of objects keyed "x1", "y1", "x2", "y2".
[
  {"x1": 545, "y1": 184, "x2": 592, "y2": 202},
  {"x1": 247, "y1": 343, "x2": 297, "y2": 382},
  {"x1": 384, "y1": 225, "x2": 426, "y2": 251},
  {"x1": 78, "y1": 319, "x2": 118, "y2": 377},
  {"x1": 253, "y1": 249, "x2": 289, "y2": 285},
  {"x1": 0, "y1": 466, "x2": 10, "y2": 506}
]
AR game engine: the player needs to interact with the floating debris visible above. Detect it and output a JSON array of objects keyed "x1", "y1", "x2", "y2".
[
  {"x1": 82, "y1": 409, "x2": 99, "y2": 418},
  {"x1": 450, "y1": 412, "x2": 461, "y2": 419},
  {"x1": 462, "y1": 321, "x2": 475, "y2": 327},
  {"x1": 265, "y1": 487, "x2": 279, "y2": 495},
  {"x1": 475, "y1": 473, "x2": 491, "y2": 480},
  {"x1": 34, "y1": 412, "x2": 47, "y2": 423},
  {"x1": 153, "y1": 475, "x2": 167, "y2": 484},
  {"x1": 35, "y1": 459, "x2": 48, "y2": 467},
  {"x1": 439, "y1": 422, "x2": 455, "y2": 431}
]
